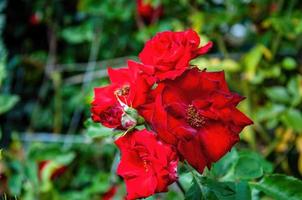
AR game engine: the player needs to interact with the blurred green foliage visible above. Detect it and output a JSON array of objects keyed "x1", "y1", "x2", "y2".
[{"x1": 1, "y1": 0, "x2": 302, "y2": 199}]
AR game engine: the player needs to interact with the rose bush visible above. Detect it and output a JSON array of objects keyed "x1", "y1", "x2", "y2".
[{"x1": 91, "y1": 29, "x2": 252, "y2": 199}]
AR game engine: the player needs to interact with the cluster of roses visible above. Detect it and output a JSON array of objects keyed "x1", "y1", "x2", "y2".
[{"x1": 91, "y1": 29, "x2": 253, "y2": 200}]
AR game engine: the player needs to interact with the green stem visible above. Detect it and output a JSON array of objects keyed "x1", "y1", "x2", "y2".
[
  {"x1": 215, "y1": 33, "x2": 229, "y2": 58},
  {"x1": 254, "y1": 122, "x2": 270, "y2": 143},
  {"x1": 242, "y1": 81, "x2": 257, "y2": 150},
  {"x1": 271, "y1": 33, "x2": 281, "y2": 59},
  {"x1": 176, "y1": 180, "x2": 186, "y2": 195},
  {"x1": 184, "y1": 161, "x2": 203, "y2": 190}
]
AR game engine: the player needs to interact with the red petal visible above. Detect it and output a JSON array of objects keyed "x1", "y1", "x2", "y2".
[
  {"x1": 196, "y1": 41, "x2": 213, "y2": 55},
  {"x1": 178, "y1": 138, "x2": 207, "y2": 173},
  {"x1": 202, "y1": 70, "x2": 229, "y2": 93},
  {"x1": 124, "y1": 173, "x2": 157, "y2": 200},
  {"x1": 108, "y1": 67, "x2": 131, "y2": 85},
  {"x1": 199, "y1": 124, "x2": 239, "y2": 163}
]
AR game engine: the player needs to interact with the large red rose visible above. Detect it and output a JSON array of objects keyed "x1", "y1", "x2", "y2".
[
  {"x1": 115, "y1": 129, "x2": 178, "y2": 200},
  {"x1": 134, "y1": 29, "x2": 212, "y2": 82},
  {"x1": 141, "y1": 68, "x2": 253, "y2": 173},
  {"x1": 91, "y1": 63, "x2": 150, "y2": 129}
]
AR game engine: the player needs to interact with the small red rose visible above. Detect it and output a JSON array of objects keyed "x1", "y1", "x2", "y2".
[
  {"x1": 91, "y1": 63, "x2": 150, "y2": 129},
  {"x1": 141, "y1": 68, "x2": 253, "y2": 173},
  {"x1": 136, "y1": 0, "x2": 163, "y2": 24},
  {"x1": 115, "y1": 129, "x2": 178, "y2": 200},
  {"x1": 134, "y1": 29, "x2": 212, "y2": 82},
  {"x1": 29, "y1": 13, "x2": 42, "y2": 25}
]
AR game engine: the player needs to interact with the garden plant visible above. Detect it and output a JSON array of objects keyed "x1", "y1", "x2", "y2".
[{"x1": 1, "y1": 0, "x2": 302, "y2": 200}]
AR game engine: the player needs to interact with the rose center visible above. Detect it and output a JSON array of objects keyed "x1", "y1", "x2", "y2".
[
  {"x1": 115, "y1": 85, "x2": 130, "y2": 96},
  {"x1": 186, "y1": 104, "x2": 205, "y2": 128}
]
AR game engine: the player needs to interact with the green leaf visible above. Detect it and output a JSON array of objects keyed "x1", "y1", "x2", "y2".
[
  {"x1": 216, "y1": 150, "x2": 272, "y2": 182},
  {"x1": 0, "y1": 59, "x2": 6, "y2": 86},
  {"x1": 54, "y1": 152, "x2": 76, "y2": 165},
  {"x1": 265, "y1": 87, "x2": 290, "y2": 104},
  {"x1": 234, "y1": 151, "x2": 273, "y2": 180},
  {"x1": 61, "y1": 22, "x2": 94, "y2": 44},
  {"x1": 287, "y1": 76, "x2": 302, "y2": 106},
  {"x1": 254, "y1": 103, "x2": 285, "y2": 122},
  {"x1": 179, "y1": 172, "x2": 193, "y2": 191},
  {"x1": 241, "y1": 151, "x2": 273, "y2": 174},
  {"x1": 0, "y1": 94, "x2": 19, "y2": 115},
  {"x1": 24, "y1": 160, "x2": 39, "y2": 188},
  {"x1": 234, "y1": 156, "x2": 263, "y2": 180},
  {"x1": 8, "y1": 173, "x2": 23, "y2": 195},
  {"x1": 185, "y1": 178, "x2": 203, "y2": 200},
  {"x1": 84, "y1": 119, "x2": 117, "y2": 139},
  {"x1": 8, "y1": 161, "x2": 24, "y2": 196},
  {"x1": 235, "y1": 181, "x2": 251, "y2": 200},
  {"x1": 281, "y1": 108, "x2": 302, "y2": 133},
  {"x1": 199, "y1": 177, "x2": 251, "y2": 200},
  {"x1": 251, "y1": 174, "x2": 302, "y2": 200},
  {"x1": 282, "y1": 57, "x2": 297, "y2": 70},
  {"x1": 211, "y1": 148, "x2": 238, "y2": 178},
  {"x1": 201, "y1": 178, "x2": 236, "y2": 200}
]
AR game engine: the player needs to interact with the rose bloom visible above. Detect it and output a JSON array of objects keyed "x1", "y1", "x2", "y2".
[
  {"x1": 132, "y1": 29, "x2": 212, "y2": 82},
  {"x1": 136, "y1": 0, "x2": 163, "y2": 23},
  {"x1": 91, "y1": 63, "x2": 150, "y2": 129},
  {"x1": 141, "y1": 68, "x2": 253, "y2": 173},
  {"x1": 115, "y1": 129, "x2": 178, "y2": 200}
]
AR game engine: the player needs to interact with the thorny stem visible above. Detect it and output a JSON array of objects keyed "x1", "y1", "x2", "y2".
[{"x1": 242, "y1": 81, "x2": 257, "y2": 150}]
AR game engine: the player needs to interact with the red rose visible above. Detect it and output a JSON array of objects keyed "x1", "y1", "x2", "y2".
[
  {"x1": 115, "y1": 129, "x2": 178, "y2": 200},
  {"x1": 29, "y1": 13, "x2": 42, "y2": 25},
  {"x1": 134, "y1": 29, "x2": 212, "y2": 82},
  {"x1": 141, "y1": 68, "x2": 253, "y2": 173},
  {"x1": 136, "y1": 0, "x2": 163, "y2": 24},
  {"x1": 91, "y1": 63, "x2": 150, "y2": 129}
]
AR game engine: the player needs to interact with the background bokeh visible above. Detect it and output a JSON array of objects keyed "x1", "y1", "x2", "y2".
[{"x1": 0, "y1": 0, "x2": 302, "y2": 199}]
